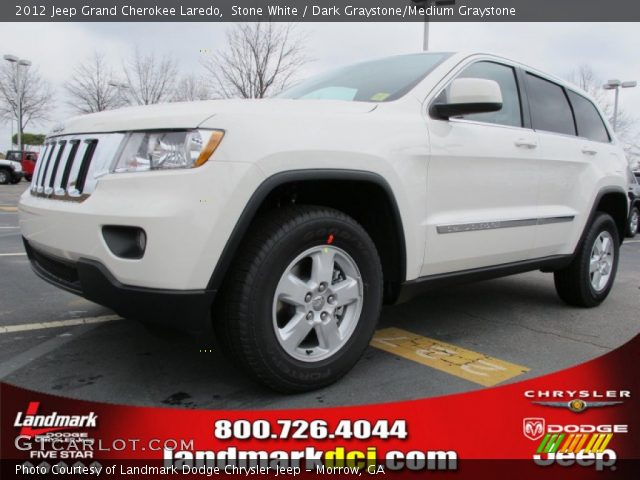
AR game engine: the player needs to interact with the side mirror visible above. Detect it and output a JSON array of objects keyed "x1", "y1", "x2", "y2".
[{"x1": 431, "y1": 78, "x2": 503, "y2": 119}]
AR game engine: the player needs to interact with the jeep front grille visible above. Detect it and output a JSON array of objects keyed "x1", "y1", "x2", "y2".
[{"x1": 30, "y1": 133, "x2": 124, "y2": 202}]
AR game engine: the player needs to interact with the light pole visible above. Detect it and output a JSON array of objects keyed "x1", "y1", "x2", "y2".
[
  {"x1": 603, "y1": 79, "x2": 637, "y2": 132},
  {"x1": 412, "y1": 0, "x2": 456, "y2": 51},
  {"x1": 3, "y1": 54, "x2": 31, "y2": 154}
]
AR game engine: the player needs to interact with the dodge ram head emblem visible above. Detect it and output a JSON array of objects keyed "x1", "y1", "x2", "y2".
[{"x1": 523, "y1": 418, "x2": 545, "y2": 441}]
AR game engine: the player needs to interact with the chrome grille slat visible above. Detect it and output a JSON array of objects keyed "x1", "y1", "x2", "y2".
[
  {"x1": 46, "y1": 141, "x2": 67, "y2": 193},
  {"x1": 41, "y1": 143, "x2": 62, "y2": 192},
  {"x1": 30, "y1": 133, "x2": 124, "y2": 203},
  {"x1": 55, "y1": 140, "x2": 81, "y2": 195},
  {"x1": 34, "y1": 144, "x2": 55, "y2": 189}
]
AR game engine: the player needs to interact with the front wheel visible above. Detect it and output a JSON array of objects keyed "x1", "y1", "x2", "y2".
[
  {"x1": 554, "y1": 212, "x2": 620, "y2": 307},
  {"x1": 627, "y1": 206, "x2": 639, "y2": 237},
  {"x1": 215, "y1": 205, "x2": 383, "y2": 392},
  {"x1": 0, "y1": 169, "x2": 10, "y2": 185}
]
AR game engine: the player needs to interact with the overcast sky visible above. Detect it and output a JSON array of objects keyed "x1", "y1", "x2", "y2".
[{"x1": 2, "y1": 22, "x2": 639, "y2": 156}]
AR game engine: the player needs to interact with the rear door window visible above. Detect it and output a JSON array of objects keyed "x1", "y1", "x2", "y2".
[{"x1": 525, "y1": 73, "x2": 576, "y2": 136}]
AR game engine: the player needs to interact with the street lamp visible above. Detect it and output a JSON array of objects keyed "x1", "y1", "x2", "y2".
[
  {"x1": 603, "y1": 78, "x2": 637, "y2": 132},
  {"x1": 3, "y1": 54, "x2": 31, "y2": 154},
  {"x1": 411, "y1": 0, "x2": 456, "y2": 51}
]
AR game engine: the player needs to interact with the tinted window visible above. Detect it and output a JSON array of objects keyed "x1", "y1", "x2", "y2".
[
  {"x1": 456, "y1": 61, "x2": 522, "y2": 127},
  {"x1": 567, "y1": 91, "x2": 610, "y2": 143},
  {"x1": 277, "y1": 53, "x2": 451, "y2": 102},
  {"x1": 526, "y1": 74, "x2": 575, "y2": 136}
]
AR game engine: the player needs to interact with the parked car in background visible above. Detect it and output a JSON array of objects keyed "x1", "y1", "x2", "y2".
[
  {"x1": 0, "y1": 153, "x2": 23, "y2": 184},
  {"x1": 627, "y1": 171, "x2": 640, "y2": 237},
  {"x1": 6, "y1": 150, "x2": 39, "y2": 181}
]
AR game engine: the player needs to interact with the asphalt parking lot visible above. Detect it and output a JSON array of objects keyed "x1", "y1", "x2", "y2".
[{"x1": 1, "y1": 182, "x2": 639, "y2": 409}]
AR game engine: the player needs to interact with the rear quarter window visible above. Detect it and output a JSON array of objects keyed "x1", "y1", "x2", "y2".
[{"x1": 567, "y1": 91, "x2": 610, "y2": 143}]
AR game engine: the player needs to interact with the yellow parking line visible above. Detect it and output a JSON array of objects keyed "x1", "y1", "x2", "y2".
[
  {"x1": 0, "y1": 206, "x2": 18, "y2": 212},
  {"x1": 371, "y1": 327, "x2": 529, "y2": 387}
]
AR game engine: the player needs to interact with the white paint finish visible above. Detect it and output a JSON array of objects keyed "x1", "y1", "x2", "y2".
[{"x1": 448, "y1": 78, "x2": 502, "y2": 105}]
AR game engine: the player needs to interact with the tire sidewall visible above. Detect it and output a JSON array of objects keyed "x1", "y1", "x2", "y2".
[
  {"x1": 582, "y1": 214, "x2": 620, "y2": 303},
  {"x1": 0, "y1": 170, "x2": 9, "y2": 184},
  {"x1": 628, "y1": 207, "x2": 639, "y2": 237},
  {"x1": 246, "y1": 214, "x2": 382, "y2": 388}
]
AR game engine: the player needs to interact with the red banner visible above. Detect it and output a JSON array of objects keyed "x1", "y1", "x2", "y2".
[{"x1": 2, "y1": 334, "x2": 638, "y2": 479}]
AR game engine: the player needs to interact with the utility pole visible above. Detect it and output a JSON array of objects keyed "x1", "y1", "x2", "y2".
[{"x1": 412, "y1": 0, "x2": 456, "y2": 51}]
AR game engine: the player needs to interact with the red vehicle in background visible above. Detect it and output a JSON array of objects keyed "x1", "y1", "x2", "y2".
[{"x1": 6, "y1": 150, "x2": 38, "y2": 181}]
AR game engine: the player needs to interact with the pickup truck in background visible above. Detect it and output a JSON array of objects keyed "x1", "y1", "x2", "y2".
[{"x1": 6, "y1": 150, "x2": 39, "y2": 181}]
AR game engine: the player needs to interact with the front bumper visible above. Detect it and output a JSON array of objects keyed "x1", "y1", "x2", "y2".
[{"x1": 24, "y1": 239, "x2": 216, "y2": 334}]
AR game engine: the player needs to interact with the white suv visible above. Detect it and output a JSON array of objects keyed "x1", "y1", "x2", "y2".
[{"x1": 19, "y1": 52, "x2": 629, "y2": 392}]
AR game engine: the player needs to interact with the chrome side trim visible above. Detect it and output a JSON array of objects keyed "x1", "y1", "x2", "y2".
[{"x1": 436, "y1": 216, "x2": 575, "y2": 234}]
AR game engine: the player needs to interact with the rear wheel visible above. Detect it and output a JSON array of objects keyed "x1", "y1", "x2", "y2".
[
  {"x1": 10, "y1": 175, "x2": 21, "y2": 184},
  {"x1": 627, "y1": 206, "x2": 639, "y2": 237},
  {"x1": 554, "y1": 213, "x2": 619, "y2": 307},
  {"x1": 215, "y1": 205, "x2": 383, "y2": 392}
]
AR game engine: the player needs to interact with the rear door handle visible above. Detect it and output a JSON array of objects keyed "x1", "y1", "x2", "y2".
[
  {"x1": 515, "y1": 138, "x2": 538, "y2": 149},
  {"x1": 581, "y1": 146, "x2": 598, "y2": 156}
]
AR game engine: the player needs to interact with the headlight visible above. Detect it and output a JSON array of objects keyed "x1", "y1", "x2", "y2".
[{"x1": 112, "y1": 129, "x2": 224, "y2": 173}]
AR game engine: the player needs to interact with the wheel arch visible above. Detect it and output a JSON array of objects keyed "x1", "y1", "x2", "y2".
[
  {"x1": 577, "y1": 187, "x2": 629, "y2": 251},
  {"x1": 207, "y1": 169, "x2": 407, "y2": 304}
]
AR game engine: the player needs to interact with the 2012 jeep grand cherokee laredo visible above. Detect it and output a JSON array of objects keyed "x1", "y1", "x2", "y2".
[{"x1": 19, "y1": 53, "x2": 630, "y2": 392}]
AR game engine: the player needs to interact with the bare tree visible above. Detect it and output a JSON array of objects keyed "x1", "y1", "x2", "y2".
[
  {"x1": 0, "y1": 62, "x2": 53, "y2": 134},
  {"x1": 172, "y1": 75, "x2": 212, "y2": 102},
  {"x1": 121, "y1": 50, "x2": 178, "y2": 105},
  {"x1": 567, "y1": 65, "x2": 639, "y2": 153},
  {"x1": 64, "y1": 52, "x2": 123, "y2": 114},
  {"x1": 203, "y1": 23, "x2": 308, "y2": 99}
]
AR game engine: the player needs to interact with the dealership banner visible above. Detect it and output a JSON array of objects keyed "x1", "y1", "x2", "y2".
[
  {"x1": 3, "y1": 0, "x2": 640, "y2": 22},
  {"x1": 1, "y1": 334, "x2": 638, "y2": 478}
]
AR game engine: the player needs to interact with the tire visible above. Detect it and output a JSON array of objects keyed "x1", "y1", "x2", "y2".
[
  {"x1": 554, "y1": 212, "x2": 620, "y2": 307},
  {"x1": 10, "y1": 175, "x2": 21, "y2": 184},
  {"x1": 0, "y1": 169, "x2": 10, "y2": 185},
  {"x1": 25, "y1": 175, "x2": 32, "y2": 182},
  {"x1": 214, "y1": 205, "x2": 383, "y2": 392},
  {"x1": 627, "y1": 206, "x2": 639, "y2": 238}
]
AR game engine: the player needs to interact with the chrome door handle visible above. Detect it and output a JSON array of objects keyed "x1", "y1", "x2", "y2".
[
  {"x1": 515, "y1": 138, "x2": 538, "y2": 149},
  {"x1": 581, "y1": 146, "x2": 598, "y2": 156}
]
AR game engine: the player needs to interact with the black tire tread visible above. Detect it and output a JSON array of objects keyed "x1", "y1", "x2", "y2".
[{"x1": 554, "y1": 212, "x2": 619, "y2": 308}]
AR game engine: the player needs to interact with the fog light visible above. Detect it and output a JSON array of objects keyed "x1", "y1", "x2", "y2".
[{"x1": 102, "y1": 226, "x2": 147, "y2": 259}]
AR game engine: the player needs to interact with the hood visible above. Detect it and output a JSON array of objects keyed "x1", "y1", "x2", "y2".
[{"x1": 51, "y1": 99, "x2": 377, "y2": 136}]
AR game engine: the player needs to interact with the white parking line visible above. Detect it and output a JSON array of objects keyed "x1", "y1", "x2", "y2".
[
  {"x1": 624, "y1": 240, "x2": 640, "y2": 244},
  {"x1": 0, "y1": 252, "x2": 26, "y2": 257},
  {"x1": 0, "y1": 315, "x2": 122, "y2": 334},
  {"x1": 0, "y1": 226, "x2": 19, "y2": 229}
]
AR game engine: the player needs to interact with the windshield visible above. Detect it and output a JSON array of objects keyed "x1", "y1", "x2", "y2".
[{"x1": 276, "y1": 53, "x2": 451, "y2": 103}]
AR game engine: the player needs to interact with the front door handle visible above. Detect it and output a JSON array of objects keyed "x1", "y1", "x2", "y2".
[
  {"x1": 581, "y1": 146, "x2": 598, "y2": 156},
  {"x1": 515, "y1": 138, "x2": 538, "y2": 149}
]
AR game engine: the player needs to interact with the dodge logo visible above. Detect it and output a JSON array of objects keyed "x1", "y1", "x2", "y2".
[{"x1": 523, "y1": 417, "x2": 545, "y2": 441}]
